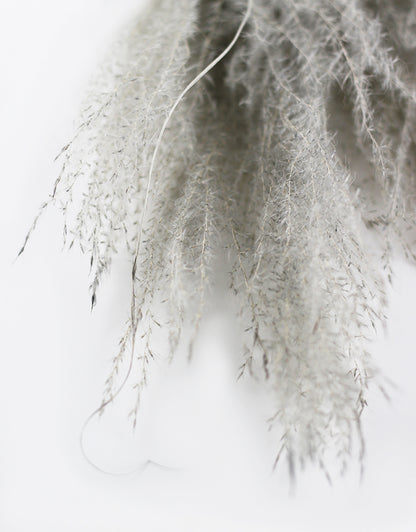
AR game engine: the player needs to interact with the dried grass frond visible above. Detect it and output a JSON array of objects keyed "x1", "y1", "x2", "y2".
[{"x1": 22, "y1": 0, "x2": 416, "y2": 478}]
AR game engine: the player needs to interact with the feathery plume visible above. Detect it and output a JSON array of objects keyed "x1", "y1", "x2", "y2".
[{"x1": 22, "y1": 0, "x2": 416, "y2": 478}]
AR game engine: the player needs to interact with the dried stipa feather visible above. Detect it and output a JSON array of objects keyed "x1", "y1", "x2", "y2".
[{"x1": 21, "y1": 0, "x2": 416, "y2": 479}]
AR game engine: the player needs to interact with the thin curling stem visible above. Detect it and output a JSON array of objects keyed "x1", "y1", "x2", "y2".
[{"x1": 80, "y1": 0, "x2": 253, "y2": 475}]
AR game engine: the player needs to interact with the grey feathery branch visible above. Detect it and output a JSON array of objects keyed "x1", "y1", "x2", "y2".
[{"x1": 21, "y1": 0, "x2": 416, "y2": 478}]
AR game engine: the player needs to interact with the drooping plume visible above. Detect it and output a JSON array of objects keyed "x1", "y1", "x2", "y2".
[{"x1": 23, "y1": 0, "x2": 416, "y2": 477}]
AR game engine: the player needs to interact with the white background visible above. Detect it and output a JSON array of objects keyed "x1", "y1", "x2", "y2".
[{"x1": 1, "y1": 1, "x2": 416, "y2": 530}]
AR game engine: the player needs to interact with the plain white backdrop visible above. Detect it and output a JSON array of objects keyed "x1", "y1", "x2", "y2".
[{"x1": 1, "y1": 1, "x2": 416, "y2": 530}]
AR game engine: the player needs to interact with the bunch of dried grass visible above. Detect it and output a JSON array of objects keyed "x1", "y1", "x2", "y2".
[{"x1": 22, "y1": 0, "x2": 416, "y2": 478}]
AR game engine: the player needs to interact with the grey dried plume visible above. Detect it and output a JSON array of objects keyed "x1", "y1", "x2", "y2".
[{"x1": 22, "y1": 0, "x2": 416, "y2": 478}]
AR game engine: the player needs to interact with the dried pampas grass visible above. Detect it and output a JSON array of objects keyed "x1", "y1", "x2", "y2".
[{"x1": 21, "y1": 0, "x2": 416, "y2": 478}]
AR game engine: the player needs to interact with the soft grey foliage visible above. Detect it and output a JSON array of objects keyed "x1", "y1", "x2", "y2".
[{"x1": 24, "y1": 0, "x2": 416, "y2": 477}]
